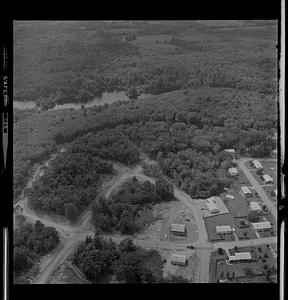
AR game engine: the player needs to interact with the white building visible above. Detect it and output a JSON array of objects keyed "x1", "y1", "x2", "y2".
[
  {"x1": 228, "y1": 252, "x2": 252, "y2": 262},
  {"x1": 171, "y1": 254, "x2": 187, "y2": 266},
  {"x1": 206, "y1": 197, "x2": 220, "y2": 214},
  {"x1": 227, "y1": 167, "x2": 239, "y2": 177},
  {"x1": 170, "y1": 224, "x2": 186, "y2": 236},
  {"x1": 224, "y1": 149, "x2": 236, "y2": 157},
  {"x1": 263, "y1": 174, "x2": 274, "y2": 184},
  {"x1": 252, "y1": 160, "x2": 263, "y2": 170},
  {"x1": 216, "y1": 225, "x2": 232, "y2": 235},
  {"x1": 249, "y1": 201, "x2": 262, "y2": 211},
  {"x1": 251, "y1": 221, "x2": 272, "y2": 231},
  {"x1": 241, "y1": 186, "x2": 253, "y2": 198}
]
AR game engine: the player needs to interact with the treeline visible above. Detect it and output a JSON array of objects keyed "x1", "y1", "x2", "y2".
[
  {"x1": 92, "y1": 177, "x2": 174, "y2": 234},
  {"x1": 73, "y1": 234, "x2": 165, "y2": 283},
  {"x1": 13, "y1": 220, "x2": 59, "y2": 283},
  {"x1": 14, "y1": 87, "x2": 276, "y2": 201}
]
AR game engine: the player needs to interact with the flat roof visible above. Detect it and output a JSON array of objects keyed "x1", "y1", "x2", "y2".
[
  {"x1": 228, "y1": 252, "x2": 252, "y2": 261},
  {"x1": 216, "y1": 225, "x2": 232, "y2": 233},
  {"x1": 249, "y1": 201, "x2": 261, "y2": 211},
  {"x1": 170, "y1": 223, "x2": 186, "y2": 232},
  {"x1": 251, "y1": 221, "x2": 272, "y2": 230},
  {"x1": 241, "y1": 186, "x2": 252, "y2": 194},
  {"x1": 171, "y1": 254, "x2": 186, "y2": 263}
]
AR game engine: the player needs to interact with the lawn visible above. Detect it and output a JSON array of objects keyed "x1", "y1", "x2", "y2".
[
  {"x1": 260, "y1": 160, "x2": 277, "y2": 182},
  {"x1": 223, "y1": 190, "x2": 250, "y2": 218},
  {"x1": 204, "y1": 213, "x2": 243, "y2": 242},
  {"x1": 262, "y1": 186, "x2": 277, "y2": 204}
]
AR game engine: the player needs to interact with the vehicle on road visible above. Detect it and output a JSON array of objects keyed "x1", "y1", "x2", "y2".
[
  {"x1": 186, "y1": 245, "x2": 195, "y2": 249},
  {"x1": 185, "y1": 218, "x2": 191, "y2": 222}
]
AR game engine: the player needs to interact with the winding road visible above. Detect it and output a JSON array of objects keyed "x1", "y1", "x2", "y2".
[{"x1": 14, "y1": 151, "x2": 277, "y2": 284}]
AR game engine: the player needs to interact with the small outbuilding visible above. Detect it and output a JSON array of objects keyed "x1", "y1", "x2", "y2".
[
  {"x1": 227, "y1": 167, "x2": 239, "y2": 177},
  {"x1": 170, "y1": 224, "x2": 186, "y2": 236},
  {"x1": 171, "y1": 254, "x2": 187, "y2": 266}
]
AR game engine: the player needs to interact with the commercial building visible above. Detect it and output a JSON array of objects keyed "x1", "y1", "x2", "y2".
[
  {"x1": 227, "y1": 167, "x2": 239, "y2": 177},
  {"x1": 228, "y1": 252, "x2": 252, "y2": 263},
  {"x1": 263, "y1": 174, "x2": 274, "y2": 184},
  {"x1": 206, "y1": 197, "x2": 220, "y2": 214},
  {"x1": 241, "y1": 186, "x2": 253, "y2": 198},
  {"x1": 252, "y1": 160, "x2": 263, "y2": 170},
  {"x1": 216, "y1": 225, "x2": 233, "y2": 235},
  {"x1": 170, "y1": 223, "x2": 186, "y2": 236},
  {"x1": 249, "y1": 201, "x2": 262, "y2": 212},
  {"x1": 171, "y1": 254, "x2": 187, "y2": 266},
  {"x1": 251, "y1": 221, "x2": 272, "y2": 231}
]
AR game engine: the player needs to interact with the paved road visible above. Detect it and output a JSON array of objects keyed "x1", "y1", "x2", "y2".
[
  {"x1": 238, "y1": 158, "x2": 277, "y2": 219},
  {"x1": 15, "y1": 151, "x2": 277, "y2": 284}
]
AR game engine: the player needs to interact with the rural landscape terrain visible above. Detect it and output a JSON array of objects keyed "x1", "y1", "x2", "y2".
[{"x1": 13, "y1": 20, "x2": 278, "y2": 284}]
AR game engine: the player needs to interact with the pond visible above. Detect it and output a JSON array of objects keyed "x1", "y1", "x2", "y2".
[{"x1": 13, "y1": 91, "x2": 153, "y2": 110}]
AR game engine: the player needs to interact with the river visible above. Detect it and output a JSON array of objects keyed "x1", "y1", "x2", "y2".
[{"x1": 13, "y1": 91, "x2": 152, "y2": 110}]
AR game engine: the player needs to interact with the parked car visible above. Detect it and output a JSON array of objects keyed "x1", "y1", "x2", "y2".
[
  {"x1": 185, "y1": 218, "x2": 191, "y2": 222},
  {"x1": 186, "y1": 245, "x2": 195, "y2": 249}
]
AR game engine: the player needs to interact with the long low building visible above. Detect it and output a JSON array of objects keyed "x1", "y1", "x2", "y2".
[
  {"x1": 228, "y1": 252, "x2": 252, "y2": 262},
  {"x1": 263, "y1": 174, "x2": 274, "y2": 184},
  {"x1": 251, "y1": 221, "x2": 272, "y2": 231},
  {"x1": 216, "y1": 225, "x2": 232, "y2": 235},
  {"x1": 249, "y1": 201, "x2": 262, "y2": 211},
  {"x1": 241, "y1": 186, "x2": 253, "y2": 198},
  {"x1": 171, "y1": 254, "x2": 187, "y2": 266},
  {"x1": 170, "y1": 223, "x2": 186, "y2": 236},
  {"x1": 252, "y1": 160, "x2": 263, "y2": 170}
]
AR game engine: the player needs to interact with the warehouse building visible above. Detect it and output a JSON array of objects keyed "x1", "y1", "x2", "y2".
[
  {"x1": 241, "y1": 186, "x2": 253, "y2": 198},
  {"x1": 249, "y1": 201, "x2": 262, "y2": 212},
  {"x1": 263, "y1": 174, "x2": 274, "y2": 184},
  {"x1": 251, "y1": 221, "x2": 272, "y2": 231},
  {"x1": 252, "y1": 160, "x2": 263, "y2": 170},
  {"x1": 171, "y1": 254, "x2": 187, "y2": 266},
  {"x1": 170, "y1": 224, "x2": 186, "y2": 236},
  {"x1": 216, "y1": 225, "x2": 233, "y2": 235},
  {"x1": 227, "y1": 167, "x2": 239, "y2": 177}
]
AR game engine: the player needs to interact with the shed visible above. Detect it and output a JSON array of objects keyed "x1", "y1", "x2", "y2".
[
  {"x1": 249, "y1": 201, "x2": 262, "y2": 211},
  {"x1": 171, "y1": 254, "x2": 187, "y2": 266},
  {"x1": 251, "y1": 221, "x2": 272, "y2": 231}
]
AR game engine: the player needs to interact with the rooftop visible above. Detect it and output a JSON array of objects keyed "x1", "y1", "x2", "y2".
[
  {"x1": 249, "y1": 201, "x2": 261, "y2": 211},
  {"x1": 251, "y1": 221, "x2": 272, "y2": 230},
  {"x1": 241, "y1": 186, "x2": 252, "y2": 194},
  {"x1": 263, "y1": 174, "x2": 273, "y2": 182},
  {"x1": 216, "y1": 225, "x2": 232, "y2": 233},
  {"x1": 170, "y1": 223, "x2": 186, "y2": 233},
  {"x1": 171, "y1": 254, "x2": 186, "y2": 263}
]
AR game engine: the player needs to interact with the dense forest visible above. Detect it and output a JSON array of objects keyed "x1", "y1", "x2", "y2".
[
  {"x1": 14, "y1": 21, "x2": 277, "y2": 109},
  {"x1": 73, "y1": 233, "x2": 166, "y2": 283},
  {"x1": 14, "y1": 87, "x2": 277, "y2": 202},
  {"x1": 13, "y1": 220, "x2": 59, "y2": 283},
  {"x1": 26, "y1": 129, "x2": 141, "y2": 221},
  {"x1": 92, "y1": 177, "x2": 174, "y2": 234}
]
